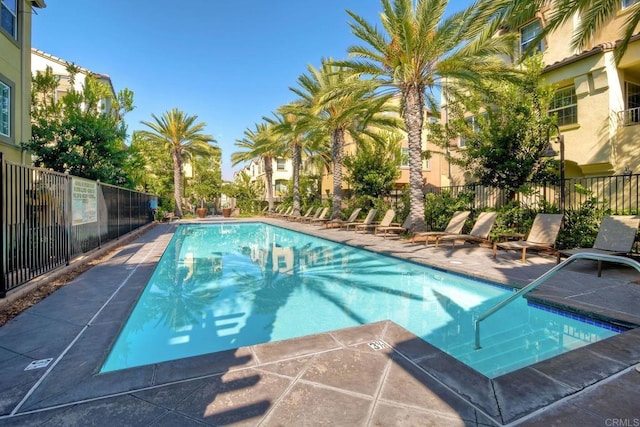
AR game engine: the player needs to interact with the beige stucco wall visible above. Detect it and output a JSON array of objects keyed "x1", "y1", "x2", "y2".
[
  {"x1": 544, "y1": 54, "x2": 616, "y2": 175},
  {"x1": 0, "y1": 0, "x2": 38, "y2": 164}
]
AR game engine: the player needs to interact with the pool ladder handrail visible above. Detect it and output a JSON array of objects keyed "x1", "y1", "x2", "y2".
[{"x1": 474, "y1": 252, "x2": 640, "y2": 350}]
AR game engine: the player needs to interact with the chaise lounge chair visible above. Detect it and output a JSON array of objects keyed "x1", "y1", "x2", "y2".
[
  {"x1": 375, "y1": 216, "x2": 411, "y2": 239},
  {"x1": 342, "y1": 209, "x2": 378, "y2": 231},
  {"x1": 309, "y1": 207, "x2": 330, "y2": 225},
  {"x1": 411, "y1": 211, "x2": 471, "y2": 245},
  {"x1": 493, "y1": 213, "x2": 564, "y2": 263},
  {"x1": 273, "y1": 206, "x2": 293, "y2": 219},
  {"x1": 286, "y1": 206, "x2": 314, "y2": 222},
  {"x1": 556, "y1": 215, "x2": 640, "y2": 276},
  {"x1": 435, "y1": 211, "x2": 498, "y2": 248},
  {"x1": 324, "y1": 207, "x2": 362, "y2": 229},
  {"x1": 300, "y1": 207, "x2": 323, "y2": 223},
  {"x1": 357, "y1": 209, "x2": 395, "y2": 234}
]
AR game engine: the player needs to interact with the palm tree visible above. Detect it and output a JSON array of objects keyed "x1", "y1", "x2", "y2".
[
  {"x1": 289, "y1": 58, "x2": 399, "y2": 220},
  {"x1": 479, "y1": 0, "x2": 640, "y2": 63},
  {"x1": 339, "y1": 0, "x2": 515, "y2": 232},
  {"x1": 266, "y1": 106, "x2": 323, "y2": 217},
  {"x1": 138, "y1": 108, "x2": 218, "y2": 217},
  {"x1": 232, "y1": 122, "x2": 282, "y2": 213}
]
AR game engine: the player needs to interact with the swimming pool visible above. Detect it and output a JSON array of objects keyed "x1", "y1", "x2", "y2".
[{"x1": 101, "y1": 223, "x2": 621, "y2": 377}]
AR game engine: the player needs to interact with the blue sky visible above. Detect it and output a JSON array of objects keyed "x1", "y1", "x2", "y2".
[{"x1": 32, "y1": 0, "x2": 472, "y2": 180}]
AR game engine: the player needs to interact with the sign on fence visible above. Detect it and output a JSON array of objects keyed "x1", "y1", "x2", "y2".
[{"x1": 72, "y1": 178, "x2": 98, "y2": 224}]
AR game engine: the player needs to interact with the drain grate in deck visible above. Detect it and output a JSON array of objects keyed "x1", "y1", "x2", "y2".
[{"x1": 25, "y1": 358, "x2": 53, "y2": 371}]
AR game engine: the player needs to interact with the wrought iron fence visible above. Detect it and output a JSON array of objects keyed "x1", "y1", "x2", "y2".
[
  {"x1": 425, "y1": 173, "x2": 640, "y2": 214},
  {"x1": 1, "y1": 153, "x2": 154, "y2": 297}
]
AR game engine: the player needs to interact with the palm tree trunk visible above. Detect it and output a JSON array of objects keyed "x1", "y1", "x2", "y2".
[
  {"x1": 331, "y1": 128, "x2": 345, "y2": 220},
  {"x1": 172, "y1": 150, "x2": 183, "y2": 217},
  {"x1": 292, "y1": 142, "x2": 301, "y2": 216},
  {"x1": 264, "y1": 156, "x2": 274, "y2": 212},
  {"x1": 403, "y1": 84, "x2": 426, "y2": 232}
]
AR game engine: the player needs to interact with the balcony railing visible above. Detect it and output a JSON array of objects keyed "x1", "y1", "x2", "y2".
[{"x1": 618, "y1": 107, "x2": 640, "y2": 127}]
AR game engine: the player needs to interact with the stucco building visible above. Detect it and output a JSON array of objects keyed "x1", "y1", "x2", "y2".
[{"x1": 0, "y1": 0, "x2": 45, "y2": 164}]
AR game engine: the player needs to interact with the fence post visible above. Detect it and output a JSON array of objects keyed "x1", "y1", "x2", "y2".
[
  {"x1": 97, "y1": 182, "x2": 102, "y2": 249},
  {"x1": 65, "y1": 173, "x2": 72, "y2": 266},
  {"x1": 0, "y1": 152, "x2": 6, "y2": 297}
]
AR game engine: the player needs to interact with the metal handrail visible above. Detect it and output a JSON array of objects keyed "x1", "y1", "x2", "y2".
[{"x1": 474, "y1": 253, "x2": 640, "y2": 349}]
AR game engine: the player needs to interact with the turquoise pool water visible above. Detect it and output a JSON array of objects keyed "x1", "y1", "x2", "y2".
[{"x1": 101, "y1": 223, "x2": 621, "y2": 377}]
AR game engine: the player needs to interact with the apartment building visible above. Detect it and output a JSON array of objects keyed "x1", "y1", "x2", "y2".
[
  {"x1": 31, "y1": 48, "x2": 117, "y2": 115},
  {"x1": 0, "y1": 0, "x2": 45, "y2": 163},
  {"x1": 234, "y1": 157, "x2": 294, "y2": 200},
  {"x1": 447, "y1": 2, "x2": 640, "y2": 183}
]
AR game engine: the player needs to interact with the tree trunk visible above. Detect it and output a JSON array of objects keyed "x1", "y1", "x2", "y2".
[
  {"x1": 331, "y1": 128, "x2": 345, "y2": 220},
  {"x1": 403, "y1": 84, "x2": 426, "y2": 232},
  {"x1": 264, "y1": 156, "x2": 274, "y2": 212},
  {"x1": 172, "y1": 149, "x2": 183, "y2": 217},
  {"x1": 292, "y1": 143, "x2": 301, "y2": 217}
]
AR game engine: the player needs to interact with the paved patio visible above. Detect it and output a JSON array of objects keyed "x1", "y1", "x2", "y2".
[{"x1": 0, "y1": 217, "x2": 639, "y2": 426}]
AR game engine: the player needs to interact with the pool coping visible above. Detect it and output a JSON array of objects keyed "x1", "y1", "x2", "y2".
[{"x1": 2, "y1": 219, "x2": 640, "y2": 425}]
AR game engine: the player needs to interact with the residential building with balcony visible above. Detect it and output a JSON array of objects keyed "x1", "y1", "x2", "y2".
[
  {"x1": 0, "y1": 0, "x2": 45, "y2": 163},
  {"x1": 446, "y1": 1, "x2": 640, "y2": 182}
]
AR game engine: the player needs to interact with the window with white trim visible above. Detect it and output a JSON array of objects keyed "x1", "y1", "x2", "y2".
[
  {"x1": 549, "y1": 86, "x2": 577, "y2": 126},
  {"x1": 1, "y1": 0, "x2": 17, "y2": 39},
  {"x1": 0, "y1": 80, "x2": 10, "y2": 138},
  {"x1": 458, "y1": 115, "x2": 482, "y2": 148},
  {"x1": 276, "y1": 158, "x2": 286, "y2": 171},
  {"x1": 520, "y1": 20, "x2": 544, "y2": 56},
  {"x1": 400, "y1": 148, "x2": 409, "y2": 167}
]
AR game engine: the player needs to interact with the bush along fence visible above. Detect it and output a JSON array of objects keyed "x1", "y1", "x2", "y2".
[{"x1": 1, "y1": 153, "x2": 155, "y2": 297}]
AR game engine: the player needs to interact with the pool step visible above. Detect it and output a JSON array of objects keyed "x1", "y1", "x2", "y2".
[{"x1": 451, "y1": 328, "x2": 563, "y2": 375}]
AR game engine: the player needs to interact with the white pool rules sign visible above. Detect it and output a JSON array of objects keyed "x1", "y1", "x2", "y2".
[{"x1": 72, "y1": 178, "x2": 98, "y2": 225}]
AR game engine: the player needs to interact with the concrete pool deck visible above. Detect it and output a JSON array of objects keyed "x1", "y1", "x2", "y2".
[{"x1": 0, "y1": 217, "x2": 638, "y2": 426}]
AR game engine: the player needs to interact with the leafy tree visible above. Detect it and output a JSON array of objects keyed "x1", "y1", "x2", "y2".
[
  {"x1": 449, "y1": 55, "x2": 557, "y2": 199},
  {"x1": 138, "y1": 109, "x2": 219, "y2": 217},
  {"x1": 338, "y1": 0, "x2": 516, "y2": 232},
  {"x1": 185, "y1": 153, "x2": 222, "y2": 210},
  {"x1": 129, "y1": 131, "x2": 174, "y2": 204},
  {"x1": 344, "y1": 132, "x2": 401, "y2": 206},
  {"x1": 222, "y1": 171, "x2": 264, "y2": 214},
  {"x1": 24, "y1": 65, "x2": 135, "y2": 185}
]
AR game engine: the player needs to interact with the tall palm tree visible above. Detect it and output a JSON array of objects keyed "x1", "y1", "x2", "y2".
[
  {"x1": 290, "y1": 58, "x2": 399, "y2": 220},
  {"x1": 232, "y1": 122, "x2": 282, "y2": 212},
  {"x1": 339, "y1": 0, "x2": 515, "y2": 232},
  {"x1": 266, "y1": 106, "x2": 325, "y2": 217},
  {"x1": 138, "y1": 108, "x2": 218, "y2": 217},
  {"x1": 479, "y1": 0, "x2": 640, "y2": 63}
]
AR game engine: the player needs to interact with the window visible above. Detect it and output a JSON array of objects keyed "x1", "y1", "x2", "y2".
[
  {"x1": 549, "y1": 86, "x2": 578, "y2": 126},
  {"x1": 1, "y1": 0, "x2": 17, "y2": 39},
  {"x1": 520, "y1": 20, "x2": 543, "y2": 55},
  {"x1": 276, "y1": 158, "x2": 286, "y2": 171},
  {"x1": 622, "y1": 0, "x2": 639, "y2": 9},
  {"x1": 625, "y1": 82, "x2": 640, "y2": 125},
  {"x1": 458, "y1": 115, "x2": 482, "y2": 148},
  {"x1": 400, "y1": 148, "x2": 409, "y2": 167},
  {"x1": 0, "y1": 80, "x2": 10, "y2": 138}
]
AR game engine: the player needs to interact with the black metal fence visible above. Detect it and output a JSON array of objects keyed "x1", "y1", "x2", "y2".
[
  {"x1": 426, "y1": 173, "x2": 640, "y2": 214},
  {"x1": 1, "y1": 153, "x2": 154, "y2": 297}
]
